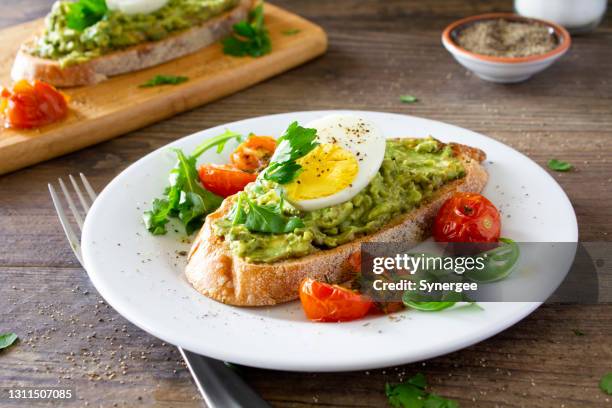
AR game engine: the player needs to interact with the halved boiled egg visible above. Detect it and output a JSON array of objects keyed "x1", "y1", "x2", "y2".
[
  {"x1": 107, "y1": 0, "x2": 169, "y2": 15},
  {"x1": 284, "y1": 114, "x2": 386, "y2": 211}
]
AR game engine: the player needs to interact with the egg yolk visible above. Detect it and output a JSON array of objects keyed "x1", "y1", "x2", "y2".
[{"x1": 285, "y1": 144, "x2": 359, "y2": 201}]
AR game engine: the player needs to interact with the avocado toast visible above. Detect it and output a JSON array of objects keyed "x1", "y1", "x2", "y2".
[
  {"x1": 11, "y1": 0, "x2": 254, "y2": 87},
  {"x1": 185, "y1": 137, "x2": 488, "y2": 306}
]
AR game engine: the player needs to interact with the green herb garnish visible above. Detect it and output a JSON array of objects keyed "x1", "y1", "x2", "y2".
[
  {"x1": 400, "y1": 95, "x2": 418, "y2": 104},
  {"x1": 0, "y1": 332, "x2": 18, "y2": 351},
  {"x1": 66, "y1": 0, "x2": 108, "y2": 31},
  {"x1": 261, "y1": 121, "x2": 318, "y2": 184},
  {"x1": 386, "y1": 373, "x2": 459, "y2": 408},
  {"x1": 143, "y1": 130, "x2": 243, "y2": 235},
  {"x1": 223, "y1": 3, "x2": 271, "y2": 57},
  {"x1": 600, "y1": 373, "x2": 612, "y2": 395},
  {"x1": 282, "y1": 29, "x2": 301, "y2": 36},
  {"x1": 232, "y1": 192, "x2": 304, "y2": 234},
  {"x1": 140, "y1": 75, "x2": 189, "y2": 88},
  {"x1": 573, "y1": 329, "x2": 585, "y2": 336},
  {"x1": 547, "y1": 159, "x2": 572, "y2": 172},
  {"x1": 465, "y1": 238, "x2": 519, "y2": 283}
]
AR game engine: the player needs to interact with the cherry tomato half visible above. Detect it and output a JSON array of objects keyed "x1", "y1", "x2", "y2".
[
  {"x1": 299, "y1": 278, "x2": 373, "y2": 322},
  {"x1": 198, "y1": 164, "x2": 257, "y2": 197},
  {"x1": 433, "y1": 192, "x2": 501, "y2": 243},
  {"x1": 1, "y1": 80, "x2": 69, "y2": 129},
  {"x1": 229, "y1": 135, "x2": 277, "y2": 172}
]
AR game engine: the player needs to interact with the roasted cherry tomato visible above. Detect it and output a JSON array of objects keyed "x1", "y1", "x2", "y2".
[
  {"x1": 230, "y1": 135, "x2": 277, "y2": 172},
  {"x1": 0, "y1": 80, "x2": 69, "y2": 129},
  {"x1": 299, "y1": 278, "x2": 373, "y2": 322},
  {"x1": 433, "y1": 192, "x2": 501, "y2": 243},
  {"x1": 198, "y1": 164, "x2": 257, "y2": 197}
]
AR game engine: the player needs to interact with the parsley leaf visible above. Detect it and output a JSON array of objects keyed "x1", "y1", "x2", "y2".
[
  {"x1": 547, "y1": 159, "x2": 572, "y2": 172},
  {"x1": 66, "y1": 0, "x2": 108, "y2": 31},
  {"x1": 232, "y1": 193, "x2": 304, "y2": 234},
  {"x1": 600, "y1": 373, "x2": 612, "y2": 395},
  {"x1": 572, "y1": 329, "x2": 585, "y2": 336},
  {"x1": 282, "y1": 29, "x2": 301, "y2": 36},
  {"x1": 386, "y1": 374, "x2": 459, "y2": 408},
  {"x1": 143, "y1": 130, "x2": 243, "y2": 235},
  {"x1": 400, "y1": 95, "x2": 418, "y2": 104},
  {"x1": 139, "y1": 75, "x2": 189, "y2": 88},
  {"x1": 261, "y1": 121, "x2": 318, "y2": 184},
  {"x1": 222, "y1": 3, "x2": 271, "y2": 57},
  {"x1": 0, "y1": 332, "x2": 18, "y2": 350}
]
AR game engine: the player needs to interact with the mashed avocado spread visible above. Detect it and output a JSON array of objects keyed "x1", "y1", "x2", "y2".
[
  {"x1": 213, "y1": 138, "x2": 465, "y2": 263},
  {"x1": 28, "y1": 0, "x2": 239, "y2": 67}
]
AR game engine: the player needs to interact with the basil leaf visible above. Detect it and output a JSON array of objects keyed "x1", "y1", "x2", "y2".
[
  {"x1": 66, "y1": 0, "x2": 107, "y2": 31},
  {"x1": 547, "y1": 159, "x2": 572, "y2": 172},
  {"x1": 261, "y1": 121, "x2": 318, "y2": 184},
  {"x1": 465, "y1": 238, "x2": 519, "y2": 283},
  {"x1": 601, "y1": 373, "x2": 612, "y2": 395},
  {"x1": 139, "y1": 75, "x2": 189, "y2": 88},
  {"x1": 0, "y1": 332, "x2": 18, "y2": 350},
  {"x1": 222, "y1": 3, "x2": 271, "y2": 57},
  {"x1": 400, "y1": 95, "x2": 418, "y2": 104}
]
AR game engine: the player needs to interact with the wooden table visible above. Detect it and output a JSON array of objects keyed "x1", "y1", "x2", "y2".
[{"x1": 1, "y1": 1, "x2": 611, "y2": 406}]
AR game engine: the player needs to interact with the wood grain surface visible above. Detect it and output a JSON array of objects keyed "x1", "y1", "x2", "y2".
[
  {"x1": 1, "y1": 0, "x2": 611, "y2": 407},
  {"x1": 0, "y1": 3, "x2": 327, "y2": 175}
]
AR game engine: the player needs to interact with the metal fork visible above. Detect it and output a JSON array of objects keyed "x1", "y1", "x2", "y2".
[{"x1": 49, "y1": 173, "x2": 270, "y2": 408}]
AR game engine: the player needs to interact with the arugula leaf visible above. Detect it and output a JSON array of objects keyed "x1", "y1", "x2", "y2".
[
  {"x1": 143, "y1": 130, "x2": 243, "y2": 235},
  {"x1": 0, "y1": 332, "x2": 18, "y2": 350},
  {"x1": 547, "y1": 159, "x2": 573, "y2": 172},
  {"x1": 232, "y1": 193, "x2": 304, "y2": 234},
  {"x1": 600, "y1": 373, "x2": 612, "y2": 395},
  {"x1": 400, "y1": 95, "x2": 418, "y2": 104},
  {"x1": 386, "y1": 374, "x2": 458, "y2": 408},
  {"x1": 261, "y1": 121, "x2": 318, "y2": 184},
  {"x1": 282, "y1": 29, "x2": 301, "y2": 36},
  {"x1": 66, "y1": 0, "x2": 108, "y2": 31},
  {"x1": 140, "y1": 75, "x2": 189, "y2": 88},
  {"x1": 222, "y1": 3, "x2": 271, "y2": 57}
]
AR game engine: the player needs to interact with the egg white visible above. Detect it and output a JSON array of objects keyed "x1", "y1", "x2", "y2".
[
  {"x1": 288, "y1": 114, "x2": 386, "y2": 211},
  {"x1": 107, "y1": 0, "x2": 169, "y2": 15}
]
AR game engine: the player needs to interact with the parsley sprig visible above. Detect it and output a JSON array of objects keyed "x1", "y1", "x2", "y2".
[
  {"x1": 261, "y1": 121, "x2": 318, "y2": 184},
  {"x1": 231, "y1": 192, "x2": 304, "y2": 234},
  {"x1": 386, "y1": 373, "x2": 459, "y2": 408},
  {"x1": 222, "y1": 3, "x2": 271, "y2": 57},
  {"x1": 143, "y1": 130, "x2": 243, "y2": 235},
  {"x1": 140, "y1": 75, "x2": 189, "y2": 88},
  {"x1": 66, "y1": 0, "x2": 108, "y2": 31}
]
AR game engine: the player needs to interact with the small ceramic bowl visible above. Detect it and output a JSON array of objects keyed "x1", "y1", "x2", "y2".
[{"x1": 442, "y1": 13, "x2": 571, "y2": 83}]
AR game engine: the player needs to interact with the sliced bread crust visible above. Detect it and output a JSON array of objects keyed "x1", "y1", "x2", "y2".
[
  {"x1": 11, "y1": 0, "x2": 254, "y2": 87},
  {"x1": 185, "y1": 141, "x2": 488, "y2": 306}
]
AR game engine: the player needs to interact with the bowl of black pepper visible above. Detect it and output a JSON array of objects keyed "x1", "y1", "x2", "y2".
[{"x1": 442, "y1": 13, "x2": 571, "y2": 83}]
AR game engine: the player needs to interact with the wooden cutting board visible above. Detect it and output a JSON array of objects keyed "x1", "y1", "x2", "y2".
[{"x1": 0, "y1": 3, "x2": 327, "y2": 175}]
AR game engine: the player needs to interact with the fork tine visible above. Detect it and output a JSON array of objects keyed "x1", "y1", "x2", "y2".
[
  {"x1": 69, "y1": 174, "x2": 91, "y2": 212},
  {"x1": 80, "y1": 173, "x2": 98, "y2": 201},
  {"x1": 59, "y1": 177, "x2": 84, "y2": 230},
  {"x1": 49, "y1": 184, "x2": 83, "y2": 265}
]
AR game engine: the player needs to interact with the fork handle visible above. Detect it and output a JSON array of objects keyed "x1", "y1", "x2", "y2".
[{"x1": 179, "y1": 348, "x2": 271, "y2": 408}]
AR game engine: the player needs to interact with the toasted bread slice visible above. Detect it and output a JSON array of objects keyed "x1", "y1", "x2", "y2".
[
  {"x1": 11, "y1": 0, "x2": 253, "y2": 87},
  {"x1": 185, "y1": 140, "x2": 488, "y2": 306}
]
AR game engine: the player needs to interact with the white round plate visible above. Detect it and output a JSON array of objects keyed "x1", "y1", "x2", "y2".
[{"x1": 82, "y1": 111, "x2": 578, "y2": 372}]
